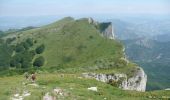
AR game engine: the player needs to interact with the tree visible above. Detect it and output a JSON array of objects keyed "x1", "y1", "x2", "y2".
[
  {"x1": 6, "y1": 37, "x2": 16, "y2": 44},
  {"x1": 23, "y1": 42, "x2": 30, "y2": 50},
  {"x1": 35, "y1": 44, "x2": 45, "y2": 54},
  {"x1": 26, "y1": 38, "x2": 34, "y2": 46},
  {"x1": 15, "y1": 44, "x2": 25, "y2": 52},
  {"x1": 10, "y1": 59, "x2": 17, "y2": 67},
  {"x1": 21, "y1": 60, "x2": 31, "y2": 69},
  {"x1": 33, "y1": 56, "x2": 45, "y2": 67}
]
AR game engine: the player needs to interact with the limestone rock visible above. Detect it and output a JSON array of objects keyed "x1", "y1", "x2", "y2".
[
  {"x1": 88, "y1": 87, "x2": 98, "y2": 92},
  {"x1": 100, "y1": 22, "x2": 115, "y2": 39},
  {"x1": 82, "y1": 68, "x2": 147, "y2": 92},
  {"x1": 88, "y1": 18, "x2": 115, "y2": 39}
]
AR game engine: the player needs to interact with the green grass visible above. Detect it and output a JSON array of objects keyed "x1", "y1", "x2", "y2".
[
  {"x1": 1, "y1": 17, "x2": 169, "y2": 99},
  {"x1": 0, "y1": 73, "x2": 169, "y2": 100},
  {"x1": 1, "y1": 17, "x2": 133, "y2": 75}
]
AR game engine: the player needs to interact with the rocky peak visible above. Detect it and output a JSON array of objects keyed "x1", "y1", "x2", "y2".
[
  {"x1": 88, "y1": 17, "x2": 99, "y2": 25},
  {"x1": 99, "y1": 22, "x2": 115, "y2": 39},
  {"x1": 88, "y1": 17, "x2": 115, "y2": 39}
]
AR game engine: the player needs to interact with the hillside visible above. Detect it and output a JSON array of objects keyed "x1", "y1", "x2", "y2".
[
  {"x1": 0, "y1": 17, "x2": 169, "y2": 99},
  {"x1": 0, "y1": 17, "x2": 136, "y2": 76},
  {"x1": 0, "y1": 73, "x2": 169, "y2": 100}
]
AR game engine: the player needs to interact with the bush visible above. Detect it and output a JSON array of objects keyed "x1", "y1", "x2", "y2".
[
  {"x1": 6, "y1": 37, "x2": 16, "y2": 44},
  {"x1": 22, "y1": 42, "x2": 30, "y2": 50},
  {"x1": 15, "y1": 44, "x2": 25, "y2": 52},
  {"x1": 10, "y1": 59, "x2": 17, "y2": 67},
  {"x1": 0, "y1": 43, "x2": 13, "y2": 68},
  {"x1": 62, "y1": 55, "x2": 74, "y2": 63},
  {"x1": 26, "y1": 38, "x2": 34, "y2": 46},
  {"x1": 33, "y1": 56, "x2": 45, "y2": 67},
  {"x1": 35, "y1": 44, "x2": 45, "y2": 54},
  {"x1": 21, "y1": 61, "x2": 31, "y2": 68},
  {"x1": 10, "y1": 51, "x2": 34, "y2": 69}
]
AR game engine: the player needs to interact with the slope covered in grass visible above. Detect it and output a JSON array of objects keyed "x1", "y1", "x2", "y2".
[
  {"x1": 0, "y1": 73, "x2": 169, "y2": 100},
  {"x1": 0, "y1": 17, "x2": 169, "y2": 99},
  {"x1": 0, "y1": 17, "x2": 137, "y2": 76}
]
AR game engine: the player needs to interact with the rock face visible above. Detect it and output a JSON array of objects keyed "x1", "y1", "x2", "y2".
[
  {"x1": 86, "y1": 17, "x2": 146, "y2": 92},
  {"x1": 100, "y1": 22, "x2": 115, "y2": 39},
  {"x1": 82, "y1": 68, "x2": 147, "y2": 92},
  {"x1": 88, "y1": 17, "x2": 99, "y2": 25},
  {"x1": 88, "y1": 17, "x2": 115, "y2": 39}
]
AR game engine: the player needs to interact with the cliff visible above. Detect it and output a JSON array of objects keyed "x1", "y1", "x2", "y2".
[
  {"x1": 85, "y1": 18, "x2": 147, "y2": 92},
  {"x1": 99, "y1": 22, "x2": 115, "y2": 39},
  {"x1": 82, "y1": 67, "x2": 147, "y2": 92},
  {"x1": 88, "y1": 17, "x2": 115, "y2": 39}
]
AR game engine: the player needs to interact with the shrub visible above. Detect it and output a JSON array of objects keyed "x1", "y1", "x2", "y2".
[
  {"x1": 62, "y1": 55, "x2": 74, "y2": 63},
  {"x1": 6, "y1": 37, "x2": 16, "y2": 44},
  {"x1": 10, "y1": 51, "x2": 34, "y2": 69},
  {"x1": 30, "y1": 50, "x2": 36, "y2": 57},
  {"x1": 89, "y1": 35, "x2": 94, "y2": 39},
  {"x1": 77, "y1": 45, "x2": 86, "y2": 51},
  {"x1": 0, "y1": 43, "x2": 13, "y2": 68},
  {"x1": 21, "y1": 61, "x2": 31, "y2": 68},
  {"x1": 22, "y1": 42, "x2": 30, "y2": 50},
  {"x1": 35, "y1": 44, "x2": 45, "y2": 54},
  {"x1": 26, "y1": 38, "x2": 34, "y2": 46},
  {"x1": 15, "y1": 44, "x2": 25, "y2": 52},
  {"x1": 33, "y1": 56, "x2": 45, "y2": 67},
  {"x1": 10, "y1": 59, "x2": 17, "y2": 67}
]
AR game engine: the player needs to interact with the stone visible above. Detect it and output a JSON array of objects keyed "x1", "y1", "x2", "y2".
[
  {"x1": 43, "y1": 92, "x2": 54, "y2": 100},
  {"x1": 88, "y1": 87, "x2": 98, "y2": 92},
  {"x1": 165, "y1": 88, "x2": 170, "y2": 90},
  {"x1": 82, "y1": 67, "x2": 147, "y2": 92},
  {"x1": 99, "y1": 22, "x2": 115, "y2": 39}
]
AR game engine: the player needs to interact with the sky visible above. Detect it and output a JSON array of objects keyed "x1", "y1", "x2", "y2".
[{"x1": 0, "y1": 0, "x2": 170, "y2": 16}]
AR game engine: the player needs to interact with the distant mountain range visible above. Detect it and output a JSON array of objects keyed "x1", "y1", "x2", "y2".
[
  {"x1": 111, "y1": 18, "x2": 170, "y2": 42},
  {"x1": 123, "y1": 39, "x2": 170, "y2": 90},
  {"x1": 110, "y1": 18, "x2": 170, "y2": 90}
]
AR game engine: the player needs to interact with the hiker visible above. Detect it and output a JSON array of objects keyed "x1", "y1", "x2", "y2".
[{"x1": 31, "y1": 72, "x2": 36, "y2": 83}]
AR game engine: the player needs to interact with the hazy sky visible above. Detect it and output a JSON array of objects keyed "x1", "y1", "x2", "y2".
[{"x1": 0, "y1": 0, "x2": 170, "y2": 16}]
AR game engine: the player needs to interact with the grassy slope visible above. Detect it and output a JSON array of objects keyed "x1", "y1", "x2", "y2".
[
  {"x1": 41, "y1": 18, "x2": 123, "y2": 68},
  {"x1": 3, "y1": 17, "x2": 137, "y2": 76},
  {"x1": 1, "y1": 17, "x2": 169, "y2": 99},
  {"x1": 0, "y1": 73, "x2": 170, "y2": 100}
]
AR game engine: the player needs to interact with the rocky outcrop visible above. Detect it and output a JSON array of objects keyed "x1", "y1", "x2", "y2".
[
  {"x1": 82, "y1": 67, "x2": 147, "y2": 92},
  {"x1": 100, "y1": 22, "x2": 115, "y2": 39},
  {"x1": 88, "y1": 17, "x2": 99, "y2": 26},
  {"x1": 88, "y1": 17, "x2": 115, "y2": 39},
  {"x1": 86, "y1": 17, "x2": 146, "y2": 92}
]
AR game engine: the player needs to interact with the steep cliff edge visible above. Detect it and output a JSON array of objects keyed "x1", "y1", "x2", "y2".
[
  {"x1": 86, "y1": 18, "x2": 147, "y2": 92},
  {"x1": 82, "y1": 67, "x2": 147, "y2": 92},
  {"x1": 88, "y1": 17, "x2": 115, "y2": 39}
]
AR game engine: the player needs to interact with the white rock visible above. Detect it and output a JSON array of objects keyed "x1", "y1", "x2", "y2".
[
  {"x1": 53, "y1": 88, "x2": 64, "y2": 96},
  {"x1": 82, "y1": 67, "x2": 147, "y2": 92},
  {"x1": 88, "y1": 87, "x2": 97, "y2": 92},
  {"x1": 23, "y1": 91, "x2": 31, "y2": 97},
  {"x1": 165, "y1": 88, "x2": 170, "y2": 90},
  {"x1": 43, "y1": 92, "x2": 53, "y2": 100},
  {"x1": 11, "y1": 97, "x2": 23, "y2": 100},
  {"x1": 28, "y1": 83, "x2": 39, "y2": 87},
  {"x1": 14, "y1": 94, "x2": 19, "y2": 97},
  {"x1": 77, "y1": 77, "x2": 82, "y2": 79}
]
